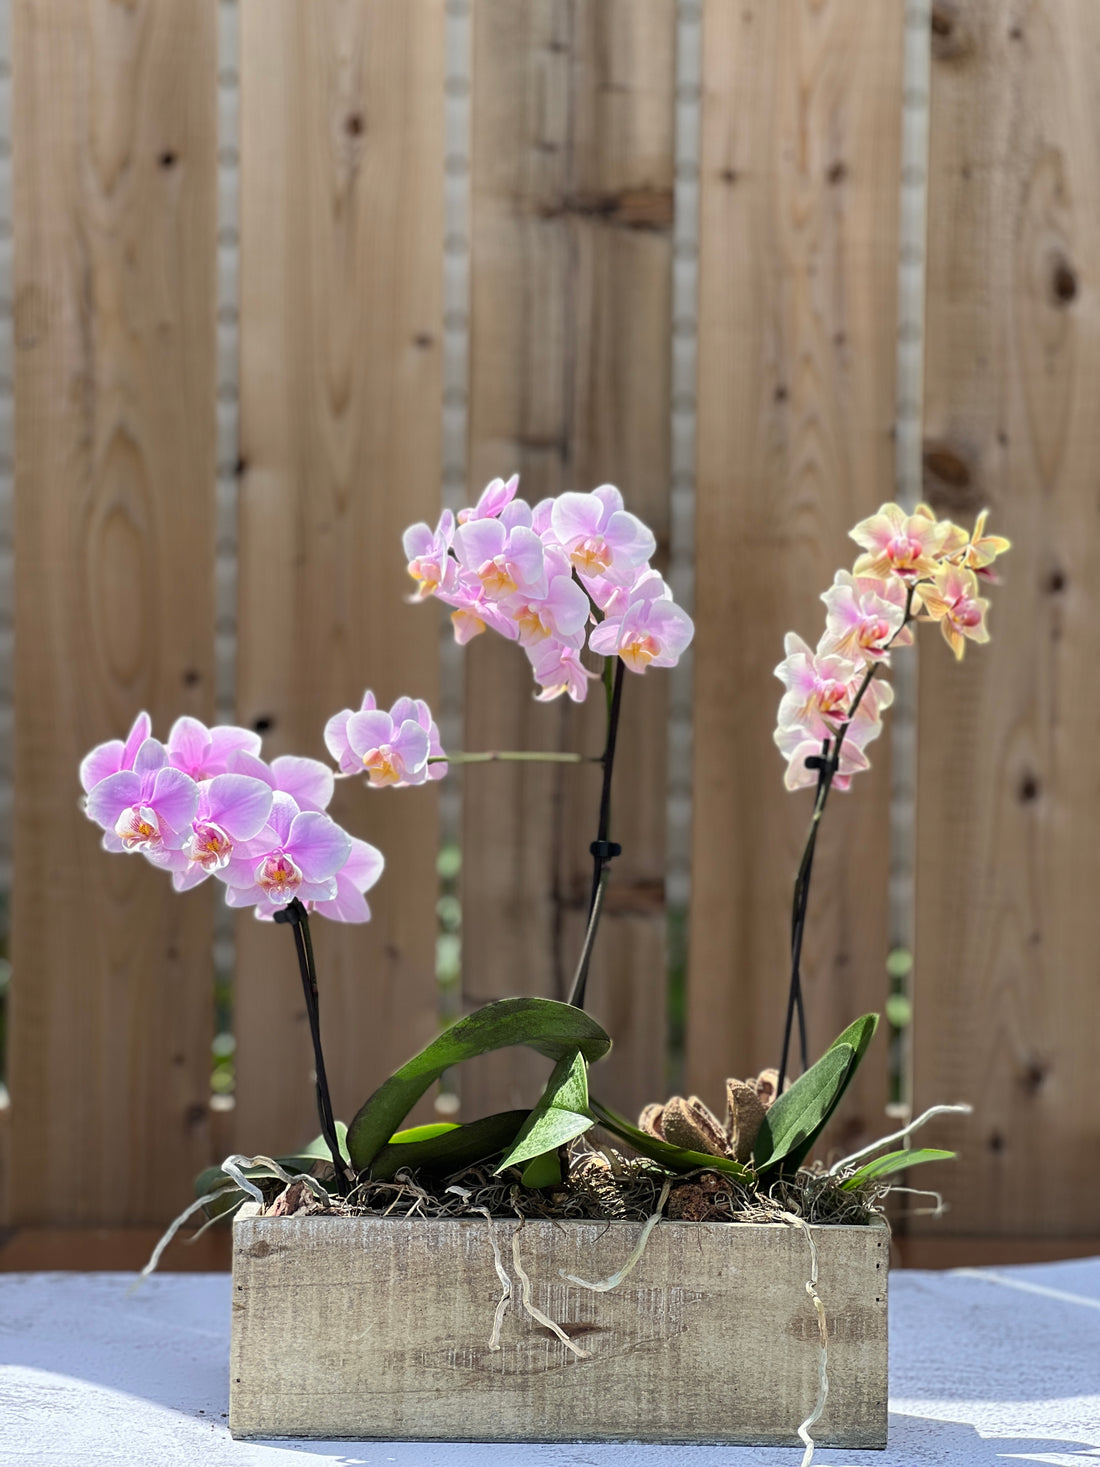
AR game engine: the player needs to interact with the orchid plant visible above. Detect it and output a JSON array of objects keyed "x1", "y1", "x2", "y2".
[{"x1": 79, "y1": 482, "x2": 1007, "y2": 1218}]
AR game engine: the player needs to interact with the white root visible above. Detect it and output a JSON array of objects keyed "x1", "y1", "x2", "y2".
[
  {"x1": 881, "y1": 1184, "x2": 946, "y2": 1217},
  {"x1": 221, "y1": 1153, "x2": 333, "y2": 1208},
  {"x1": 133, "y1": 1153, "x2": 333, "y2": 1289},
  {"x1": 828, "y1": 1102, "x2": 973, "y2": 1176},
  {"x1": 130, "y1": 1191, "x2": 230, "y2": 1290},
  {"x1": 777, "y1": 1211, "x2": 829, "y2": 1467},
  {"x1": 446, "y1": 1186, "x2": 512, "y2": 1351},
  {"x1": 511, "y1": 1226, "x2": 591, "y2": 1360},
  {"x1": 559, "y1": 1177, "x2": 673, "y2": 1293}
]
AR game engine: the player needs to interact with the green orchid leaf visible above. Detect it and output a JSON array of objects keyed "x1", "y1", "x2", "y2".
[
  {"x1": 369, "y1": 1110, "x2": 530, "y2": 1182},
  {"x1": 753, "y1": 1045, "x2": 853, "y2": 1173},
  {"x1": 840, "y1": 1147, "x2": 955, "y2": 1191},
  {"x1": 754, "y1": 1013, "x2": 879, "y2": 1174},
  {"x1": 385, "y1": 1122, "x2": 460, "y2": 1145},
  {"x1": 283, "y1": 1120, "x2": 351, "y2": 1166},
  {"x1": 348, "y1": 998, "x2": 611, "y2": 1173},
  {"x1": 589, "y1": 1098, "x2": 753, "y2": 1181},
  {"x1": 496, "y1": 1050, "x2": 594, "y2": 1175},
  {"x1": 521, "y1": 1152, "x2": 564, "y2": 1188}
]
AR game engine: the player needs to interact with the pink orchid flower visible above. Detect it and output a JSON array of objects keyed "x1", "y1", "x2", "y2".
[
  {"x1": 587, "y1": 574, "x2": 694, "y2": 673},
  {"x1": 255, "y1": 835, "x2": 384, "y2": 924},
  {"x1": 220, "y1": 792, "x2": 352, "y2": 909},
  {"x1": 434, "y1": 574, "x2": 522, "y2": 645},
  {"x1": 820, "y1": 570, "x2": 911, "y2": 663},
  {"x1": 84, "y1": 739, "x2": 199, "y2": 855},
  {"x1": 325, "y1": 694, "x2": 433, "y2": 787},
  {"x1": 530, "y1": 496, "x2": 555, "y2": 536},
  {"x1": 79, "y1": 711, "x2": 152, "y2": 794},
  {"x1": 402, "y1": 509, "x2": 456, "y2": 600},
  {"x1": 155, "y1": 773, "x2": 275, "y2": 891},
  {"x1": 506, "y1": 548, "x2": 591, "y2": 648},
  {"x1": 165, "y1": 716, "x2": 262, "y2": 781},
  {"x1": 572, "y1": 564, "x2": 647, "y2": 617},
  {"x1": 942, "y1": 508, "x2": 1012, "y2": 584},
  {"x1": 849, "y1": 502, "x2": 950, "y2": 582},
  {"x1": 774, "y1": 634, "x2": 893, "y2": 742},
  {"x1": 453, "y1": 517, "x2": 548, "y2": 603},
  {"x1": 457, "y1": 473, "x2": 520, "y2": 524},
  {"x1": 324, "y1": 691, "x2": 379, "y2": 774},
  {"x1": 774, "y1": 720, "x2": 879, "y2": 793},
  {"x1": 528, "y1": 639, "x2": 600, "y2": 703},
  {"x1": 918, "y1": 563, "x2": 991, "y2": 659},
  {"x1": 550, "y1": 486, "x2": 656, "y2": 581},
  {"x1": 389, "y1": 696, "x2": 447, "y2": 780},
  {"x1": 230, "y1": 750, "x2": 335, "y2": 813}
]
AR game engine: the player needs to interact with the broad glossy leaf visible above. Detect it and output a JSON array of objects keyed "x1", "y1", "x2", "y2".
[
  {"x1": 754, "y1": 1013, "x2": 879, "y2": 1174},
  {"x1": 369, "y1": 1110, "x2": 530, "y2": 1182},
  {"x1": 497, "y1": 1050, "x2": 594, "y2": 1174},
  {"x1": 590, "y1": 1098, "x2": 752, "y2": 1181},
  {"x1": 752, "y1": 1045, "x2": 852, "y2": 1173},
  {"x1": 840, "y1": 1147, "x2": 955, "y2": 1191},
  {"x1": 348, "y1": 998, "x2": 611, "y2": 1172}
]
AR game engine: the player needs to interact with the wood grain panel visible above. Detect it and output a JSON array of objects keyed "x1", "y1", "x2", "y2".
[
  {"x1": 231, "y1": 1213, "x2": 888, "y2": 1446},
  {"x1": 461, "y1": 0, "x2": 676, "y2": 1122},
  {"x1": 689, "y1": 1, "x2": 904, "y2": 1150},
  {"x1": 234, "y1": 1, "x2": 445, "y2": 1156},
  {"x1": 913, "y1": 0, "x2": 1100, "y2": 1235},
  {"x1": 9, "y1": 0, "x2": 217, "y2": 1224}
]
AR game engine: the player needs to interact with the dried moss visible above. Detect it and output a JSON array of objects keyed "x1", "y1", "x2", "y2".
[{"x1": 257, "y1": 1142, "x2": 882, "y2": 1228}]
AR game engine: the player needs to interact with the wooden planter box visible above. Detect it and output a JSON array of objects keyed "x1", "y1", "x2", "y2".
[{"x1": 230, "y1": 1209, "x2": 888, "y2": 1446}]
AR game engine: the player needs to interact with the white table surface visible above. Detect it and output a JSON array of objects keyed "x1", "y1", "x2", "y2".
[{"x1": 2, "y1": 1259, "x2": 1099, "y2": 1467}]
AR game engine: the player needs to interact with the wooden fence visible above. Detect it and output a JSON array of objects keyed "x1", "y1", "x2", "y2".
[{"x1": 2, "y1": 0, "x2": 1097, "y2": 1266}]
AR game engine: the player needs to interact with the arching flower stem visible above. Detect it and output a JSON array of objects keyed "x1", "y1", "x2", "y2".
[
  {"x1": 568, "y1": 658, "x2": 626, "y2": 1009},
  {"x1": 777, "y1": 587, "x2": 916, "y2": 1092}
]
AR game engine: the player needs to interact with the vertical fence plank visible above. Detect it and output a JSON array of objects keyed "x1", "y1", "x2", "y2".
[
  {"x1": 9, "y1": 1, "x2": 217, "y2": 1223},
  {"x1": 460, "y1": 0, "x2": 676, "y2": 1120},
  {"x1": 234, "y1": 0, "x2": 445, "y2": 1154},
  {"x1": 689, "y1": 1, "x2": 904, "y2": 1145},
  {"x1": 912, "y1": 0, "x2": 1100, "y2": 1236}
]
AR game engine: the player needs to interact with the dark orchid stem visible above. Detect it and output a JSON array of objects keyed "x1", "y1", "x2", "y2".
[
  {"x1": 776, "y1": 589, "x2": 917, "y2": 1093},
  {"x1": 568, "y1": 658, "x2": 626, "y2": 1010},
  {"x1": 567, "y1": 863, "x2": 611, "y2": 1008},
  {"x1": 778, "y1": 742, "x2": 833, "y2": 1092},
  {"x1": 274, "y1": 898, "x2": 355, "y2": 1194}
]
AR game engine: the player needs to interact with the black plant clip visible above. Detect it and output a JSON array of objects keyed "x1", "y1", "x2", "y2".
[
  {"x1": 589, "y1": 839, "x2": 622, "y2": 861},
  {"x1": 804, "y1": 750, "x2": 840, "y2": 777}
]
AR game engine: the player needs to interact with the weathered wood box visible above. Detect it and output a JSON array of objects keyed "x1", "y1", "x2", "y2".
[{"x1": 230, "y1": 1209, "x2": 888, "y2": 1445}]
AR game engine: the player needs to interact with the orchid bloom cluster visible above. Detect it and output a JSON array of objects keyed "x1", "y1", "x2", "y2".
[
  {"x1": 80, "y1": 713, "x2": 383, "y2": 923},
  {"x1": 775, "y1": 503, "x2": 1009, "y2": 792},
  {"x1": 402, "y1": 475, "x2": 694, "y2": 701}
]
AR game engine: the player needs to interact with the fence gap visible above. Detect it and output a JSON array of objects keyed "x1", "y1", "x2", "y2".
[
  {"x1": 663, "y1": 0, "x2": 703, "y2": 1098},
  {"x1": 432, "y1": 0, "x2": 474, "y2": 1118},
  {"x1": 885, "y1": 0, "x2": 932, "y2": 1133}
]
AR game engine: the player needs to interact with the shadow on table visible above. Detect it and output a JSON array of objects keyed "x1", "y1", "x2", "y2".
[{"x1": 240, "y1": 1415, "x2": 1100, "y2": 1465}]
